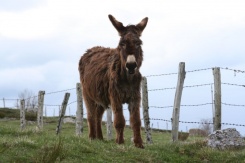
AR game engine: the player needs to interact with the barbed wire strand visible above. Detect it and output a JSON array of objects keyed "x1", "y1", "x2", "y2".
[
  {"x1": 3, "y1": 87, "x2": 76, "y2": 102},
  {"x1": 145, "y1": 72, "x2": 178, "y2": 77},
  {"x1": 186, "y1": 68, "x2": 213, "y2": 73},
  {"x1": 24, "y1": 95, "x2": 38, "y2": 101},
  {"x1": 44, "y1": 104, "x2": 61, "y2": 107},
  {"x1": 222, "y1": 82, "x2": 245, "y2": 87},
  {"x1": 68, "y1": 101, "x2": 77, "y2": 106},
  {"x1": 149, "y1": 118, "x2": 245, "y2": 127},
  {"x1": 1, "y1": 98, "x2": 19, "y2": 101},
  {"x1": 150, "y1": 103, "x2": 213, "y2": 109},
  {"x1": 222, "y1": 102, "x2": 245, "y2": 107},
  {"x1": 148, "y1": 83, "x2": 213, "y2": 92},
  {"x1": 46, "y1": 88, "x2": 76, "y2": 95},
  {"x1": 145, "y1": 67, "x2": 213, "y2": 78},
  {"x1": 145, "y1": 67, "x2": 245, "y2": 78},
  {"x1": 149, "y1": 102, "x2": 245, "y2": 110},
  {"x1": 220, "y1": 67, "x2": 245, "y2": 74}
]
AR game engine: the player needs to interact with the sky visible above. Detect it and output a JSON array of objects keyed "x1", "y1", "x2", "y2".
[{"x1": 1, "y1": 0, "x2": 245, "y2": 135}]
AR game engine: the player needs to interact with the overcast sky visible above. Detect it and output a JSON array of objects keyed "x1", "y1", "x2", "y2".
[{"x1": 1, "y1": 0, "x2": 245, "y2": 135}]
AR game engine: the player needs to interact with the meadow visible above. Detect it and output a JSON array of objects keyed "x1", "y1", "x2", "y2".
[{"x1": 0, "y1": 109, "x2": 245, "y2": 163}]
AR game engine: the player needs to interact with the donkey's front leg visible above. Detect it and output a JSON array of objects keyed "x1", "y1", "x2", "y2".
[
  {"x1": 111, "y1": 103, "x2": 125, "y2": 144},
  {"x1": 129, "y1": 100, "x2": 144, "y2": 148}
]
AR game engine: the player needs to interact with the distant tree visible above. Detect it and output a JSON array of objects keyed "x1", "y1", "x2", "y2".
[
  {"x1": 199, "y1": 118, "x2": 213, "y2": 135},
  {"x1": 16, "y1": 89, "x2": 37, "y2": 111}
]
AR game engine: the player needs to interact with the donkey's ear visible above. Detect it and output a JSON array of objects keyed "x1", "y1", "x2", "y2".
[
  {"x1": 136, "y1": 17, "x2": 148, "y2": 35},
  {"x1": 108, "y1": 15, "x2": 125, "y2": 35}
]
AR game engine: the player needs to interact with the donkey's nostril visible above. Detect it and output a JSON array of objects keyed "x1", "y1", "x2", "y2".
[{"x1": 126, "y1": 62, "x2": 137, "y2": 71}]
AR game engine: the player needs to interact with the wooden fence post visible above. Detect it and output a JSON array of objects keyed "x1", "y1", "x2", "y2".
[
  {"x1": 141, "y1": 76, "x2": 153, "y2": 144},
  {"x1": 3, "y1": 98, "x2": 5, "y2": 108},
  {"x1": 17, "y1": 99, "x2": 19, "y2": 109},
  {"x1": 20, "y1": 99, "x2": 26, "y2": 130},
  {"x1": 37, "y1": 91, "x2": 45, "y2": 130},
  {"x1": 172, "y1": 62, "x2": 186, "y2": 142},
  {"x1": 76, "y1": 83, "x2": 83, "y2": 136},
  {"x1": 56, "y1": 93, "x2": 70, "y2": 135},
  {"x1": 45, "y1": 106, "x2": 47, "y2": 117},
  {"x1": 213, "y1": 67, "x2": 222, "y2": 131},
  {"x1": 211, "y1": 84, "x2": 215, "y2": 129},
  {"x1": 107, "y1": 108, "x2": 113, "y2": 140}
]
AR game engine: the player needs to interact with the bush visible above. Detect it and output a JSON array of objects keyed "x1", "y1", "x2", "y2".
[
  {"x1": 26, "y1": 111, "x2": 37, "y2": 121},
  {"x1": 0, "y1": 108, "x2": 37, "y2": 121},
  {"x1": 178, "y1": 132, "x2": 189, "y2": 141},
  {"x1": 0, "y1": 112, "x2": 5, "y2": 118}
]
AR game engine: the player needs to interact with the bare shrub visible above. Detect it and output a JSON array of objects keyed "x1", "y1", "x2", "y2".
[
  {"x1": 199, "y1": 118, "x2": 213, "y2": 136},
  {"x1": 16, "y1": 89, "x2": 37, "y2": 111}
]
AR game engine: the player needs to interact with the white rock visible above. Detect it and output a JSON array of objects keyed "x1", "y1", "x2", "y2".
[
  {"x1": 207, "y1": 128, "x2": 245, "y2": 150},
  {"x1": 63, "y1": 117, "x2": 75, "y2": 124}
]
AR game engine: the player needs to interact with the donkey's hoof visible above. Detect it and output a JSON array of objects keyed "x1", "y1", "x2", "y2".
[
  {"x1": 135, "y1": 143, "x2": 144, "y2": 149},
  {"x1": 116, "y1": 138, "x2": 124, "y2": 144}
]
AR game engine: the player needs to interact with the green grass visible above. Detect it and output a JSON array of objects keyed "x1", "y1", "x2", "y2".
[
  {"x1": 0, "y1": 107, "x2": 36, "y2": 121},
  {"x1": 0, "y1": 108, "x2": 245, "y2": 162}
]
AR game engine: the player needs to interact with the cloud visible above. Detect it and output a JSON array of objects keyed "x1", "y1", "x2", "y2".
[
  {"x1": 0, "y1": 1, "x2": 61, "y2": 40},
  {"x1": 0, "y1": 60, "x2": 78, "y2": 93},
  {"x1": 0, "y1": 0, "x2": 245, "y2": 134},
  {"x1": 0, "y1": 0, "x2": 46, "y2": 12}
]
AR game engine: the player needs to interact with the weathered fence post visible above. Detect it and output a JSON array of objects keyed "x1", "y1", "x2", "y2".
[
  {"x1": 172, "y1": 62, "x2": 186, "y2": 142},
  {"x1": 107, "y1": 108, "x2": 113, "y2": 140},
  {"x1": 213, "y1": 67, "x2": 222, "y2": 131},
  {"x1": 16, "y1": 99, "x2": 19, "y2": 109},
  {"x1": 211, "y1": 84, "x2": 215, "y2": 129},
  {"x1": 37, "y1": 91, "x2": 45, "y2": 130},
  {"x1": 76, "y1": 83, "x2": 83, "y2": 136},
  {"x1": 3, "y1": 98, "x2": 5, "y2": 108},
  {"x1": 141, "y1": 76, "x2": 153, "y2": 144},
  {"x1": 20, "y1": 99, "x2": 26, "y2": 130},
  {"x1": 56, "y1": 93, "x2": 70, "y2": 135},
  {"x1": 45, "y1": 106, "x2": 47, "y2": 117}
]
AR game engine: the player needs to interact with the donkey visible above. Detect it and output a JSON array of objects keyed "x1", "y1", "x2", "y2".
[{"x1": 78, "y1": 15, "x2": 148, "y2": 148}]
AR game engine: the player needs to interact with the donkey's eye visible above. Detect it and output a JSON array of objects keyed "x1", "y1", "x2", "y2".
[{"x1": 135, "y1": 42, "x2": 141, "y2": 48}]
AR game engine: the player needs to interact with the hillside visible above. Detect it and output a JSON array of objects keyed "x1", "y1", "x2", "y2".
[
  {"x1": 0, "y1": 108, "x2": 245, "y2": 162},
  {"x1": 0, "y1": 107, "x2": 36, "y2": 121}
]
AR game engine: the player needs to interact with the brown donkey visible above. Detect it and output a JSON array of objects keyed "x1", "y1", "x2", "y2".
[{"x1": 78, "y1": 15, "x2": 148, "y2": 148}]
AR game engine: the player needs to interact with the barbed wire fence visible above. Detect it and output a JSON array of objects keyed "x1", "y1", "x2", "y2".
[
  {"x1": 1, "y1": 64, "x2": 245, "y2": 138},
  {"x1": 141, "y1": 64, "x2": 245, "y2": 141},
  {"x1": 1, "y1": 87, "x2": 87, "y2": 116}
]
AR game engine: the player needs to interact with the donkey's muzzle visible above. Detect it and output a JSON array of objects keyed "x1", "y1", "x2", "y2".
[
  {"x1": 126, "y1": 62, "x2": 137, "y2": 74},
  {"x1": 126, "y1": 55, "x2": 137, "y2": 74}
]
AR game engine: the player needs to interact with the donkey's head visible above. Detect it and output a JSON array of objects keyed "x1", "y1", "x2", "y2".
[{"x1": 109, "y1": 15, "x2": 148, "y2": 75}]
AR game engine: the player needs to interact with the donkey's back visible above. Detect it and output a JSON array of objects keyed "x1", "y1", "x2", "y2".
[{"x1": 79, "y1": 46, "x2": 117, "y2": 108}]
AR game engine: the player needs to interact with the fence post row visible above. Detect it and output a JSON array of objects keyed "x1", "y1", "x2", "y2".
[
  {"x1": 56, "y1": 93, "x2": 70, "y2": 135},
  {"x1": 107, "y1": 108, "x2": 113, "y2": 140},
  {"x1": 141, "y1": 76, "x2": 153, "y2": 144},
  {"x1": 76, "y1": 83, "x2": 83, "y2": 136},
  {"x1": 213, "y1": 67, "x2": 222, "y2": 131},
  {"x1": 172, "y1": 62, "x2": 186, "y2": 142},
  {"x1": 20, "y1": 99, "x2": 26, "y2": 130},
  {"x1": 37, "y1": 91, "x2": 45, "y2": 130}
]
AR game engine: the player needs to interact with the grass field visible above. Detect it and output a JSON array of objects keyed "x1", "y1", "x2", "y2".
[{"x1": 0, "y1": 109, "x2": 245, "y2": 162}]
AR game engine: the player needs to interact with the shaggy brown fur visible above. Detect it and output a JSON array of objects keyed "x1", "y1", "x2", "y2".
[{"x1": 78, "y1": 15, "x2": 148, "y2": 148}]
